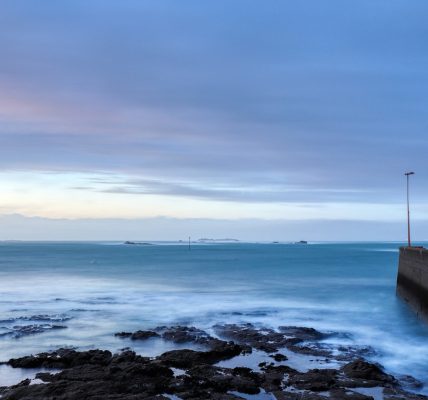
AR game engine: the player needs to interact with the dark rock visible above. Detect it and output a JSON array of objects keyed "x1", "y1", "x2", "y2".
[
  {"x1": 286, "y1": 343, "x2": 332, "y2": 357},
  {"x1": 0, "y1": 314, "x2": 72, "y2": 323},
  {"x1": 0, "y1": 324, "x2": 67, "y2": 339},
  {"x1": 157, "y1": 325, "x2": 214, "y2": 346},
  {"x1": 289, "y1": 368, "x2": 337, "y2": 391},
  {"x1": 342, "y1": 359, "x2": 394, "y2": 383},
  {"x1": 114, "y1": 331, "x2": 132, "y2": 338},
  {"x1": 130, "y1": 330, "x2": 159, "y2": 340},
  {"x1": 278, "y1": 326, "x2": 325, "y2": 341},
  {"x1": 260, "y1": 364, "x2": 297, "y2": 374},
  {"x1": 384, "y1": 386, "x2": 428, "y2": 399},
  {"x1": 115, "y1": 330, "x2": 161, "y2": 341},
  {"x1": 214, "y1": 323, "x2": 286, "y2": 352},
  {"x1": 159, "y1": 341, "x2": 243, "y2": 369},
  {"x1": 8, "y1": 348, "x2": 112, "y2": 369},
  {"x1": 175, "y1": 364, "x2": 262, "y2": 397},
  {"x1": 215, "y1": 323, "x2": 330, "y2": 356},
  {"x1": 271, "y1": 353, "x2": 288, "y2": 362},
  {"x1": 1, "y1": 325, "x2": 426, "y2": 400},
  {"x1": 398, "y1": 374, "x2": 424, "y2": 390}
]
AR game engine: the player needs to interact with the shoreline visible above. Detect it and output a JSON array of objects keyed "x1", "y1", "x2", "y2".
[{"x1": 1, "y1": 324, "x2": 426, "y2": 400}]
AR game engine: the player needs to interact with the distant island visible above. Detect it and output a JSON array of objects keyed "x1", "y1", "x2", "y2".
[
  {"x1": 272, "y1": 240, "x2": 308, "y2": 244},
  {"x1": 124, "y1": 241, "x2": 153, "y2": 246},
  {"x1": 197, "y1": 238, "x2": 240, "y2": 243}
]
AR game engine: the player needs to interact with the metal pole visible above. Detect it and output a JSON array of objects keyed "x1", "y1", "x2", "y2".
[
  {"x1": 407, "y1": 174, "x2": 410, "y2": 247},
  {"x1": 405, "y1": 172, "x2": 415, "y2": 247}
]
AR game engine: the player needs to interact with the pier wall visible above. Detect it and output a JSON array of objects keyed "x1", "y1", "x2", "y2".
[{"x1": 397, "y1": 246, "x2": 428, "y2": 319}]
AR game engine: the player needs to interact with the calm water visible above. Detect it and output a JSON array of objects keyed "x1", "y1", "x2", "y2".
[{"x1": 0, "y1": 241, "x2": 427, "y2": 391}]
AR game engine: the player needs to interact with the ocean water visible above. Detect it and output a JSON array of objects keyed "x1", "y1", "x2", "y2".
[{"x1": 1, "y1": 241, "x2": 428, "y2": 392}]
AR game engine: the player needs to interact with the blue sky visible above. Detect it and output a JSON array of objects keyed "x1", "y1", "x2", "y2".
[{"x1": 0, "y1": 0, "x2": 427, "y2": 240}]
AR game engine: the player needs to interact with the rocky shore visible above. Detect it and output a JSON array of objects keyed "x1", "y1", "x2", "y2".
[{"x1": 0, "y1": 324, "x2": 426, "y2": 400}]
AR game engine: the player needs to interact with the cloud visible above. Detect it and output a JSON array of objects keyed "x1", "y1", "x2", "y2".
[
  {"x1": 0, "y1": 0, "x2": 427, "y2": 210},
  {"x1": 94, "y1": 177, "x2": 370, "y2": 203}
]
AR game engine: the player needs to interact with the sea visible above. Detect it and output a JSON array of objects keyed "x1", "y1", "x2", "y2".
[{"x1": 0, "y1": 241, "x2": 427, "y2": 393}]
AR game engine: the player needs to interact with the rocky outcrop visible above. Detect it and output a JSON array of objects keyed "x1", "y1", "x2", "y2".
[{"x1": 1, "y1": 324, "x2": 426, "y2": 400}]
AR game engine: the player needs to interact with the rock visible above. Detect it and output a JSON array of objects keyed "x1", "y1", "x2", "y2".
[
  {"x1": 214, "y1": 323, "x2": 286, "y2": 352},
  {"x1": 159, "y1": 326, "x2": 211, "y2": 344},
  {"x1": 174, "y1": 364, "x2": 262, "y2": 397},
  {"x1": 288, "y1": 368, "x2": 337, "y2": 391},
  {"x1": 215, "y1": 324, "x2": 330, "y2": 356},
  {"x1": 159, "y1": 349, "x2": 206, "y2": 368},
  {"x1": 0, "y1": 324, "x2": 67, "y2": 339},
  {"x1": 260, "y1": 364, "x2": 297, "y2": 374},
  {"x1": 278, "y1": 326, "x2": 325, "y2": 341},
  {"x1": 397, "y1": 374, "x2": 424, "y2": 390},
  {"x1": 8, "y1": 349, "x2": 112, "y2": 369},
  {"x1": 271, "y1": 353, "x2": 288, "y2": 362},
  {"x1": 115, "y1": 330, "x2": 160, "y2": 340},
  {"x1": 159, "y1": 341, "x2": 244, "y2": 368},
  {"x1": 131, "y1": 330, "x2": 160, "y2": 340},
  {"x1": 114, "y1": 331, "x2": 132, "y2": 338},
  {"x1": 342, "y1": 359, "x2": 394, "y2": 383},
  {"x1": 1, "y1": 325, "x2": 426, "y2": 400}
]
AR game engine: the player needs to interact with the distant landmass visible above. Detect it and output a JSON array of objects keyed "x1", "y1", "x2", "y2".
[
  {"x1": 272, "y1": 240, "x2": 308, "y2": 244},
  {"x1": 124, "y1": 241, "x2": 153, "y2": 245},
  {"x1": 197, "y1": 238, "x2": 239, "y2": 242}
]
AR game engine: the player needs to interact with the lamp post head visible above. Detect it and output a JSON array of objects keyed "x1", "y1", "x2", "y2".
[{"x1": 405, "y1": 172, "x2": 415, "y2": 176}]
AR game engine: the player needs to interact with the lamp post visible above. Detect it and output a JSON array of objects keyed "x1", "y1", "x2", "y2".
[{"x1": 405, "y1": 171, "x2": 415, "y2": 247}]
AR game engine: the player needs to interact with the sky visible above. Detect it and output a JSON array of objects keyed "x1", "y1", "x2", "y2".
[{"x1": 0, "y1": 0, "x2": 427, "y2": 240}]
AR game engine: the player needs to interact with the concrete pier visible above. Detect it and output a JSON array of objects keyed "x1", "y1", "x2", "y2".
[{"x1": 397, "y1": 246, "x2": 428, "y2": 320}]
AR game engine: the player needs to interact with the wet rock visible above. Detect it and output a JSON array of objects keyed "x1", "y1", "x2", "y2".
[
  {"x1": 8, "y1": 348, "x2": 112, "y2": 369},
  {"x1": 397, "y1": 374, "x2": 424, "y2": 390},
  {"x1": 286, "y1": 343, "x2": 332, "y2": 357},
  {"x1": 383, "y1": 386, "x2": 428, "y2": 399},
  {"x1": 158, "y1": 326, "x2": 211, "y2": 344},
  {"x1": 214, "y1": 323, "x2": 286, "y2": 352},
  {"x1": 159, "y1": 349, "x2": 209, "y2": 368},
  {"x1": 278, "y1": 326, "x2": 325, "y2": 341},
  {"x1": 260, "y1": 364, "x2": 297, "y2": 375},
  {"x1": 270, "y1": 352, "x2": 288, "y2": 362},
  {"x1": 159, "y1": 341, "x2": 244, "y2": 368},
  {"x1": 2, "y1": 325, "x2": 427, "y2": 400},
  {"x1": 131, "y1": 330, "x2": 159, "y2": 340},
  {"x1": 3, "y1": 350, "x2": 173, "y2": 399},
  {"x1": 171, "y1": 364, "x2": 262, "y2": 398},
  {"x1": 110, "y1": 350, "x2": 146, "y2": 365},
  {"x1": 335, "y1": 344, "x2": 376, "y2": 362},
  {"x1": 34, "y1": 372, "x2": 56, "y2": 382},
  {"x1": 115, "y1": 330, "x2": 161, "y2": 340},
  {"x1": 262, "y1": 369, "x2": 285, "y2": 392},
  {"x1": 0, "y1": 324, "x2": 67, "y2": 339},
  {"x1": 289, "y1": 368, "x2": 337, "y2": 391},
  {"x1": 0, "y1": 314, "x2": 72, "y2": 323},
  {"x1": 114, "y1": 331, "x2": 133, "y2": 338},
  {"x1": 215, "y1": 323, "x2": 331, "y2": 356},
  {"x1": 342, "y1": 359, "x2": 394, "y2": 383}
]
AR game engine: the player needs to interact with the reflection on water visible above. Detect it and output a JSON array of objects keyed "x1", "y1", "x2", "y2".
[{"x1": 0, "y1": 365, "x2": 60, "y2": 387}]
